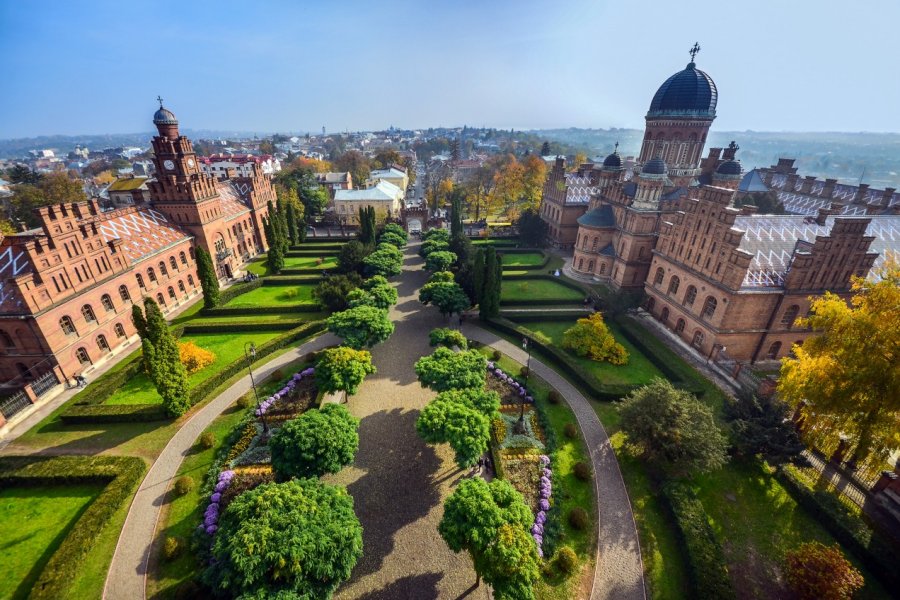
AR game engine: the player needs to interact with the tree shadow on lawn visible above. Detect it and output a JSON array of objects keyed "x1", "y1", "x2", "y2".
[
  {"x1": 355, "y1": 572, "x2": 443, "y2": 600},
  {"x1": 344, "y1": 408, "x2": 442, "y2": 582}
]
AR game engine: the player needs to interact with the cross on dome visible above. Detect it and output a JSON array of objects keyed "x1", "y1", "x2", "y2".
[{"x1": 689, "y1": 42, "x2": 700, "y2": 62}]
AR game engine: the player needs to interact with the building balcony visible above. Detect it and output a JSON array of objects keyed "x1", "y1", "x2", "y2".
[{"x1": 215, "y1": 248, "x2": 233, "y2": 262}]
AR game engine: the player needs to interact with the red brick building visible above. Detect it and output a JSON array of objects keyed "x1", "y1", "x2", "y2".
[{"x1": 0, "y1": 102, "x2": 273, "y2": 413}]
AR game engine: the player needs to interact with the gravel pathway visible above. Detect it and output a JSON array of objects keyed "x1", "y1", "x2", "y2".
[
  {"x1": 103, "y1": 333, "x2": 338, "y2": 600},
  {"x1": 461, "y1": 324, "x2": 648, "y2": 600},
  {"x1": 328, "y1": 246, "x2": 490, "y2": 600}
]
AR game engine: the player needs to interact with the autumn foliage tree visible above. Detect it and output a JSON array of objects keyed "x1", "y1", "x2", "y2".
[
  {"x1": 562, "y1": 312, "x2": 629, "y2": 365},
  {"x1": 178, "y1": 341, "x2": 216, "y2": 375},
  {"x1": 778, "y1": 261, "x2": 900, "y2": 466},
  {"x1": 783, "y1": 541, "x2": 863, "y2": 600}
]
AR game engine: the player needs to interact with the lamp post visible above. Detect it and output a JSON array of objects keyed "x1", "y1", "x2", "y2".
[
  {"x1": 244, "y1": 341, "x2": 267, "y2": 433},
  {"x1": 514, "y1": 337, "x2": 530, "y2": 435}
]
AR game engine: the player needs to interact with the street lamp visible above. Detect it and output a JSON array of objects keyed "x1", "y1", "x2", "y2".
[
  {"x1": 244, "y1": 341, "x2": 267, "y2": 433},
  {"x1": 514, "y1": 337, "x2": 531, "y2": 435}
]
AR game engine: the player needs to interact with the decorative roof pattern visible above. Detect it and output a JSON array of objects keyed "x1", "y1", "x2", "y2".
[
  {"x1": 733, "y1": 215, "x2": 900, "y2": 288},
  {"x1": 97, "y1": 208, "x2": 192, "y2": 264},
  {"x1": 0, "y1": 245, "x2": 30, "y2": 312},
  {"x1": 766, "y1": 172, "x2": 900, "y2": 211},
  {"x1": 215, "y1": 181, "x2": 251, "y2": 221},
  {"x1": 564, "y1": 172, "x2": 599, "y2": 204},
  {"x1": 648, "y1": 62, "x2": 717, "y2": 118}
]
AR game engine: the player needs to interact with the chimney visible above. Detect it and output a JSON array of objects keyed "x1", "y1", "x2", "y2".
[
  {"x1": 822, "y1": 178, "x2": 837, "y2": 198},
  {"x1": 801, "y1": 176, "x2": 816, "y2": 194},
  {"x1": 881, "y1": 187, "x2": 896, "y2": 208},
  {"x1": 786, "y1": 173, "x2": 800, "y2": 191},
  {"x1": 853, "y1": 183, "x2": 870, "y2": 205}
]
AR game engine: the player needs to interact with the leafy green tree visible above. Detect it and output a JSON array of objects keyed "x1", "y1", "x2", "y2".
[
  {"x1": 0, "y1": 218, "x2": 16, "y2": 234},
  {"x1": 333, "y1": 149, "x2": 371, "y2": 191},
  {"x1": 517, "y1": 208, "x2": 548, "y2": 247},
  {"x1": 427, "y1": 271, "x2": 455, "y2": 284},
  {"x1": 419, "y1": 280, "x2": 470, "y2": 318},
  {"x1": 6, "y1": 164, "x2": 41, "y2": 184},
  {"x1": 425, "y1": 250, "x2": 457, "y2": 272},
  {"x1": 435, "y1": 388, "x2": 500, "y2": 417},
  {"x1": 562, "y1": 312, "x2": 628, "y2": 365},
  {"x1": 540, "y1": 141, "x2": 551, "y2": 156},
  {"x1": 326, "y1": 306, "x2": 394, "y2": 349},
  {"x1": 423, "y1": 228, "x2": 450, "y2": 243},
  {"x1": 315, "y1": 346, "x2": 376, "y2": 395},
  {"x1": 9, "y1": 172, "x2": 87, "y2": 228},
  {"x1": 725, "y1": 393, "x2": 806, "y2": 466},
  {"x1": 429, "y1": 327, "x2": 468, "y2": 350},
  {"x1": 270, "y1": 404, "x2": 360, "y2": 480},
  {"x1": 417, "y1": 396, "x2": 490, "y2": 468},
  {"x1": 204, "y1": 479, "x2": 362, "y2": 599},
  {"x1": 361, "y1": 275, "x2": 398, "y2": 308},
  {"x1": 337, "y1": 240, "x2": 372, "y2": 275},
  {"x1": 195, "y1": 247, "x2": 220, "y2": 308},
  {"x1": 313, "y1": 273, "x2": 363, "y2": 312},
  {"x1": 415, "y1": 347, "x2": 487, "y2": 392},
  {"x1": 439, "y1": 478, "x2": 539, "y2": 593},
  {"x1": 619, "y1": 378, "x2": 729, "y2": 476},
  {"x1": 380, "y1": 223, "x2": 408, "y2": 245},
  {"x1": 420, "y1": 238, "x2": 449, "y2": 258},
  {"x1": 378, "y1": 231, "x2": 406, "y2": 248},
  {"x1": 363, "y1": 244, "x2": 403, "y2": 277}
]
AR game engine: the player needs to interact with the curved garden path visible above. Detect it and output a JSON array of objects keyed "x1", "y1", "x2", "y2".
[
  {"x1": 461, "y1": 324, "x2": 647, "y2": 600},
  {"x1": 103, "y1": 332, "x2": 339, "y2": 600}
]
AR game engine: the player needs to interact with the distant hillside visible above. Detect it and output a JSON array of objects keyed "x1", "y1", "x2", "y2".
[{"x1": 534, "y1": 128, "x2": 900, "y2": 188}]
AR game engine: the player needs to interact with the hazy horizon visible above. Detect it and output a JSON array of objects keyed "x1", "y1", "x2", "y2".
[{"x1": 3, "y1": 0, "x2": 900, "y2": 138}]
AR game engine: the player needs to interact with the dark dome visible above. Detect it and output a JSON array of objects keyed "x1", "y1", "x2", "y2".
[
  {"x1": 716, "y1": 159, "x2": 742, "y2": 176},
  {"x1": 643, "y1": 156, "x2": 667, "y2": 176},
  {"x1": 648, "y1": 62, "x2": 717, "y2": 118},
  {"x1": 153, "y1": 106, "x2": 178, "y2": 126},
  {"x1": 602, "y1": 151, "x2": 623, "y2": 170}
]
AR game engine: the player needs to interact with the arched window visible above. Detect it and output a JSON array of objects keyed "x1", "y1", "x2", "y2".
[
  {"x1": 136, "y1": 273, "x2": 145, "y2": 289},
  {"x1": 766, "y1": 341, "x2": 782, "y2": 360},
  {"x1": 119, "y1": 285, "x2": 131, "y2": 302},
  {"x1": 599, "y1": 263, "x2": 607, "y2": 275},
  {"x1": 179, "y1": 251, "x2": 188, "y2": 265},
  {"x1": 16, "y1": 362, "x2": 30, "y2": 380},
  {"x1": 702, "y1": 296, "x2": 717, "y2": 319},
  {"x1": 169, "y1": 256, "x2": 178, "y2": 271},
  {"x1": 101, "y1": 294, "x2": 115, "y2": 312},
  {"x1": 667, "y1": 276, "x2": 680, "y2": 296},
  {"x1": 97, "y1": 334, "x2": 110, "y2": 353},
  {"x1": 654, "y1": 267, "x2": 664, "y2": 286},
  {"x1": 147, "y1": 268, "x2": 157, "y2": 283},
  {"x1": 114, "y1": 323, "x2": 126, "y2": 338},
  {"x1": 75, "y1": 347, "x2": 91, "y2": 366},
  {"x1": 684, "y1": 285, "x2": 697, "y2": 307},
  {"x1": 189, "y1": 247, "x2": 196, "y2": 259},
  {"x1": 781, "y1": 305, "x2": 800, "y2": 329},
  {"x1": 591, "y1": 237, "x2": 598, "y2": 252},
  {"x1": 646, "y1": 297, "x2": 656, "y2": 312},
  {"x1": 0, "y1": 331, "x2": 13, "y2": 348},
  {"x1": 588, "y1": 260, "x2": 594, "y2": 272},
  {"x1": 157, "y1": 292, "x2": 165, "y2": 305},
  {"x1": 81, "y1": 304, "x2": 97, "y2": 323},
  {"x1": 159, "y1": 261, "x2": 168, "y2": 277},
  {"x1": 691, "y1": 330, "x2": 704, "y2": 349},
  {"x1": 178, "y1": 280, "x2": 186, "y2": 294},
  {"x1": 168, "y1": 286, "x2": 176, "y2": 300},
  {"x1": 675, "y1": 318, "x2": 686, "y2": 334},
  {"x1": 661, "y1": 307, "x2": 670, "y2": 322},
  {"x1": 60, "y1": 316, "x2": 77, "y2": 336},
  {"x1": 187, "y1": 274, "x2": 195, "y2": 287}
]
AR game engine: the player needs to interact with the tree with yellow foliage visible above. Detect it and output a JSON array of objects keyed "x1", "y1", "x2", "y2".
[
  {"x1": 179, "y1": 341, "x2": 216, "y2": 375},
  {"x1": 778, "y1": 260, "x2": 900, "y2": 466},
  {"x1": 427, "y1": 177, "x2": 454, "y2": 213},
  {"x1": 562, "y1": 312, "x2": 629, "y2": 365},
  {"x1": 520, "y1": 154, "x2": 547, "y2": 212}
]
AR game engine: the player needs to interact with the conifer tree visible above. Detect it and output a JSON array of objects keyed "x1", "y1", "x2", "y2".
[
  {"x1": 131, "y1": 303, "x2": 148, "y2": 339},
  {"x1": 479, "y1": 246, "x2": 501, "y2": 319},
  {"x1": 195, "y1": 247, "x2": 219, "y2": 308},
  {"x1": 285, "y1": 202, "x2": 299, "y2": 246},
  {"x1": 142, "y1": 297, "x2": 190, "y2": 416},
  {"x1": 264, "y1": 201, "x2": 285, "y2": 274},
  {"x1": 472, "y1": 248, "x2": 485, "y2": 306}
]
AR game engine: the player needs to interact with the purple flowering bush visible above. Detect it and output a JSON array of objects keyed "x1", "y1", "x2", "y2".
[
  {"x1": 202, "y1": 470, "x2": 234, "y2": 537},
  {"x1": 256, "y1": 367, "x2": 316, "y2": 418},
  {"x1": 532, "y1": 454, "x2": 553, "y2": 556}
]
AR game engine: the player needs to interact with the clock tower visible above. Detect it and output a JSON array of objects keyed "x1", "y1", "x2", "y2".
[{"x1": 147, "y1": 98, "x2": 237, "y2": 277}]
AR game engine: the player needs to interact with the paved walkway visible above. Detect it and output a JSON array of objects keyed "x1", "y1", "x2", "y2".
[
  {"x1": 103, "y1": 332, "x2": 338, "y2": 600},
  {"x1": 462, "y1": 325, "x2": 647, "y2": 600}
]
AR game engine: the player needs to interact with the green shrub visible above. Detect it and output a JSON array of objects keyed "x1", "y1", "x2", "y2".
[
  {"x1": 568, "y1": 507, "x2": 589, "y2": 530},
  {"x1": 429, "y1": 327, "x2": 468, "y2": 350},
  {"x1": 491, "y1": 349, "x2": 501, "y2": 361},
  {"x1": 564, "y1": 422, "x2": 578, "y2": 439},
  {"x1": 163, "y1": 536, "x2": 182, "y2": 561},
  {"x1": 662, "y1": 481, "x2": 735, "y2": 599},
  {"x1": 174, "y1": 476, "x2": 194, "y2": 496},
  {"x1": 573, "y1": 461, "x2": 591, "y2": 481},
  {"x1": 553, "y1": 546, "x2": 578, "y2": 574},
  {"x1": 237, "y1": 394, "x2": 255, "y2": 409},
  {"x1": 0, "y1": 456, "x2": 146, "y2": 600},
  {"x1": 199, "y1": 432, "x2": 216, "y2": 449},
  {"x1": 548, "y1": 390, "x2": 561, "y2": 404}
]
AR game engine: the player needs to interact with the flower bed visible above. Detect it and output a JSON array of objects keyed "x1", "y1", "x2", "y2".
[{"x1": 532, "y1": 455, "x2": 553, "y2": 558}]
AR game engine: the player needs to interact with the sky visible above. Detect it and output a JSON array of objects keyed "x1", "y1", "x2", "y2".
[{"x1": 2, "y1": 0, "x2": 900, "y2": 138}]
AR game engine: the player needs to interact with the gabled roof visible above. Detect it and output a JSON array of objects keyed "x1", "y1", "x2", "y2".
[
  {"x1": 564, "y1": 172, "x2": 599, "y2": 204},
  {"x1": 335, "y1": 180, "x2": 403, "y2": 202},
  {"x1": 370, "y1": 167, "x2": 407, "y2": 180},
  {"x1": 108, "y1": 177, "x2": 148, "y2": 192},
  {"x1": 96, "y1": 208, "x2": 193, "y2": 264},
  {"x1": 576, "y1": 205, "x2": 616, "y2": 228}
]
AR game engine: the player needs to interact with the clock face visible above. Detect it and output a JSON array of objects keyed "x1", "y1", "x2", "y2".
[
  {"x1": 164, "y1": 160, "x2": 175, "y2": 171},
  {"x1": 187, "y1": 158, "x2": 195, "y2": 168}
]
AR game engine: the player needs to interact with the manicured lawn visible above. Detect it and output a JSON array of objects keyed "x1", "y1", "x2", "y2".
[
  {"x1": 246, "y1": 255, "x2": 337, "y2": 276},
  {"x1": 104, "y1": 331, "x2": 284, "y2": 405},
  {"x1": 477, "y1": 348, "x2": 597, "y2": 600},
  {"x1": 191, "y1": 312, "x2": 324, "y2": 325},
  {"x1": 498, "y1": 252, "x2": 546, "y2": 267},
  {"x1": 223, "y1": 284, "x2": 316, "y2": 308},
  {"x1": 517, "y1": 319, "x2": 664, "y2": 386},
  {"x1": 0, "y1": 483, "x2": 104, "y2": 600},
  {"x1": 501, "y1": 279, "x2": 584, "y2": 303}
]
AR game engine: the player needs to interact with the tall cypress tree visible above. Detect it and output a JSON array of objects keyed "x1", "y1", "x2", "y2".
[
  {"x1": 264, "y1": 200, "x2": 285, "y2": 274},
  {"x1": 131, "y1": 304, "x2": 148, "y2": 339},
  {"x1": 450, "y1": 186, "x2": 464, "y2": 239},
  {"x1": 286, "y1": 202, "x2": 299, "y2": 246},
  {"x1": 142, "y1": 297, "x2": 190, "y2": 417},
  {"x1": 480, "y1": 246, "x2": 500, "y2": 319},
  {"x1": 195, "y1": 247, "x2": 219, "y2": 308},
  {"x1": 472, "y1": 248, "x2": 485, "y2": 307}
]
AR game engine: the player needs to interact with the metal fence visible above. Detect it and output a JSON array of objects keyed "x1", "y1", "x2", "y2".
[
  {"x1": 0, "y1": 391, "x2": 31, "y2": 420},
  {"x1": 30, "y1": 371, "x2": 59, "y2": 398}
]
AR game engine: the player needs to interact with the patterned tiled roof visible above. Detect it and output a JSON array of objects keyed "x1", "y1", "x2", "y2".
[
  {"x1": 733, "y1": 214, "x2": 900, "y2": 288},
  {"x1": 564, "y1": 173, "x2": 598, "y2": 204},
  {"x1": 97, "y1": 208, "x2": 192, "y2": 264},
  {"x1": 0, "y1": 245, "x2": 30, "y2": 311},
  {"x1": 215, "y1": 181, "x2": 251, "y2": 221},
  {"x1": 765, "y1": 172, "x2": 900, "y2": 215}
]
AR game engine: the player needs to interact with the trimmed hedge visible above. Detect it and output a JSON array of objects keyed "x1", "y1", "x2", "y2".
[
  {"x1": 285, "y1": 250, "x2": 339, "y2": 258},
  {"x1": 217, "y1": 279, "x2": 263, "y2": 307},
  {"x1": 280, "y1": 268, "x2": 331, "y2": 276},
  {"x1": 0, "y1": 455, "x2": 146, "y2": 600},
  {"x1": 289, "y1": 243, "x2": 344, "y2": 251},
  {"x1": 661, "y1": 481, "x2": 735, "y2": 599},
  {"x1": 776, "y1": 465, "x2": 899, "y2": 589},
  {"x1": 200, "y1": 304, "x2": 321, "y2": 316},
  {"x1": 182, "y1": 322, "x2": 300, "y2": 334},
  {"x1": 60, "y1": 321, "x2": 326, "y2": 424},
  {"x1": 500, "y1": 310, "x2": 592, "y2": 321},
  {"x1": 262, "y1": 276, "x2": 321, "y2": 286}
]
